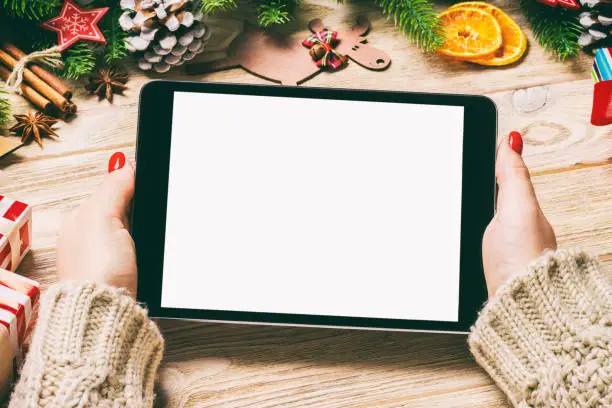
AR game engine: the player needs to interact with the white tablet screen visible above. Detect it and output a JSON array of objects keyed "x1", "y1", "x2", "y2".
[{"x1": 161, "y1": 92, "x2": 464, "y2": 323}]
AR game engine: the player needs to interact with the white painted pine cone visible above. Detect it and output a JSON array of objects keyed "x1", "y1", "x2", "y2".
[
  {"x1": 120, "y1": 0, "x2": 210, "y2": 72},
  {"x1": 165, "y1": 54, "x2": 182, "y2": 64},
  {"x1": 580, "y1": 13, "x2": 598, "y2": 28},
  {"x1": 155, "y1": 4, "x2": 168, "y2": 19},
  {"x1": 159, "y1": 34, "x2": 178, "y2": 49},
  {"x1": 132, "y1": 11, "x2": 148, "y2": 26},
  {"x1": 171, "y1": 44, "x2": 188, "y2": 56},
  {"x1": 153, "y1": 44, "x2": 172, "y2": 55},
  {"x1": 579, "y1": 32, "x2": 595, "y2": 46},
  {"x1": 192, "y1": 24, "x2": 206, "y2": 39},
  {"x1": 180, "y1": 11, "x2": 195, "y2": 27},
  {"x1": 138, "y1": 59, "x2": 153, "y2": 70},
  {"x1": 126, "y1": 36, "x2": 151, "y2": 51},
  {"x1": 178, "y1": 31, "x2": 194, "y2": 46},
  {"x1": 144, "y1": 51, "x2": 163, "y2": 63},
  {"x1": 187, "y1": 39, "x2": 201, "y2": 52},
  {"x1": 120, "y1": 0, "x2": 136, "y2": 9},
  {"x1": 589, "y1": 28, "x2": 607, "y2": 40},
  {"x1": 119, "y1": 11, "x2": 135, "y2": 31},
  {"x1": 154, "y1": 62, "x2": 171, "y2": 73},
  {"x1": 166, "y1": 15, "x2": 181, "y2": 31},
  {"x1": 141, "y1": 26, "x2": 159, "y2": 41}
]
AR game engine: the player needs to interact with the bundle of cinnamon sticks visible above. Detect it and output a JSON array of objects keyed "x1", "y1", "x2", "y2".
[{"x1": 0, "y1": 43, "x2": 76, "y2": 118}]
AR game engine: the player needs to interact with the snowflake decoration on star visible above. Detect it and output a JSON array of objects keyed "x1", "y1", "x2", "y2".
[{"x1": 41, "y1": 0, "x2": 109, "y2": 51}]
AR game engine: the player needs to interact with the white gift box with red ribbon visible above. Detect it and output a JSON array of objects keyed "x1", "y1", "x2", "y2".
[
  {"x1": 0, "y1": 195, "x2": 32, "y2": 272},
  {"x1": 0, "y1": 195, "x2": 35, "y2": 399},
  {"x1": 0, "y1": 269, "x2": 39, "y2": 399}
]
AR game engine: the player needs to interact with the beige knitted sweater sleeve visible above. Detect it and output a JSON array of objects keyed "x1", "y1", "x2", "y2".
[
  {"x1": 8, "y1": 282, "x2": 164, "y2": 408},
  {"x1": 469, "y1": 249, "x2": 612, "y2": 407}
]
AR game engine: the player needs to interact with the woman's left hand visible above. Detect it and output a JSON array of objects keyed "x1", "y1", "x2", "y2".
[{"x1": 56, "y1": 153, "x2": 138, "y2": 297}]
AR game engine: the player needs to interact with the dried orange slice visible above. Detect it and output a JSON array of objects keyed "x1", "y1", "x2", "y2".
[
  {"x1": 438, "y1": 7, "x2": 502, "y2": 60},
  {"x1": 449, "y1": 2, "x2": 527, "y2": 66}
]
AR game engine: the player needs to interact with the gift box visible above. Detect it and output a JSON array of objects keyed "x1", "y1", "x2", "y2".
[
  {"x1": 591, "y1": 47, "x2": 612, "y2": 126},
  {"x1": 0, "y1": 269, "x2": 39, "y2": 400},
  {"x1": 0, "y1": 195, "x2": 32, "y2": 272}
]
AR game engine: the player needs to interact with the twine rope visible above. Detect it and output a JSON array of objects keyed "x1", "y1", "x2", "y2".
[{"x1": 6, "y1": 46, "x2": 64, "y2": 94}]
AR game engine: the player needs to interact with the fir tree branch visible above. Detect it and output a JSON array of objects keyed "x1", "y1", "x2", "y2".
[
  {"x1": 0, "y1": 9, "x2": 56, "y2": 50},
  {"x1": 257, "y1": 0, "x2": 294, "y2": 27},
  {"x1": 1, "y1": 0, "x2": 59, "y2": 20},
  {"x1": 376, "y1": 0, "x2": 445, "y2": 52},
  {"x1": 200, "y1": 0, "x2": 238, "y2": 14},
  {"x1": 61, "y1": 43, "x2": 97, "y2": 79},
  {"x1": 0, "y1": 86, "x2": 10, "y2": 128},
  {"x1": 102, "y1": 5, "x2": 128, "y2": 64},
  {"x1": 520, "y1": 0, "x2": 581, "y2": 60}
]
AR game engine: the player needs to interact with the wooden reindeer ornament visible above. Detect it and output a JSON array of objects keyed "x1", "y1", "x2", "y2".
[
  {"x1": 185, "y1": 17, "x2": 391, "y2": 85},
  {"x1": 308, "y1": 17, "x2": 390, "y2": 71}
]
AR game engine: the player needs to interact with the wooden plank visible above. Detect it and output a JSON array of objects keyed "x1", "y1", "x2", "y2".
[
  {"x1": 193, "y1": 0, "x2": 593, "y2": 95},
  {"x1": 0, "y1": 1, "x2": 608, "y2": 406},
  {"x1": 155, "y1": 320, "x2": 508, "y2": 408},
  {"x1": 533, "y1": 164, "x2": 612, "y2": 256},
  {"x1": 0, "y1": 0, "x2": 600, "y2": 174},
  {"x1": 7, "y1": 149, "x2": 610, "y2": 304},
  {"x1": 491, "y1": 80, "x2": 612, "y2": 174},
  {"x1": 155, "y1": 256, "x2": 611, "y2": 407},
  {"x1": 3, "y1": 77, "x2": 606, "y2": 177},
  {"x1": 2, "y1": 138, "x2": 607, "y2": 274}
]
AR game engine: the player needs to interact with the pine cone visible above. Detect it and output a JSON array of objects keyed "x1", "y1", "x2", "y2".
[
  {"x1": 120, "y1": 0, "x2": 211, "y2": 73},
  {"x1": 579, "y1": 0, "x2": 612, "y2": 50}
]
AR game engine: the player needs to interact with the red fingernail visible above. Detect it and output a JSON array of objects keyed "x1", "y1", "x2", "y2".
[
  {"x1": 508, "y1": 131, "x2": 523, "y2": 155},
  {"x1": 108, "y1": 152, "x2": 126, "y2": 173}
]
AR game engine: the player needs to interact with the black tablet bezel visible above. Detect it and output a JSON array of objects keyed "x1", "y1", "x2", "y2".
[{"x1": 134, "y1": 81, "x2": 496, "y2": 333}]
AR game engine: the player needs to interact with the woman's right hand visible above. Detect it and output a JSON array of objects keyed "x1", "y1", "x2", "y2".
[{"x1": 482, "y1": 131, "x2": 557, "y2": 298}]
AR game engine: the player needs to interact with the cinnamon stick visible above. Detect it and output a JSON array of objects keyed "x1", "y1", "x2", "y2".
[
  {"x1": 0, "y1": 65, "x2": 56, "y2": 115},
  {"x1": 0, "y1": 49, "x2": 76, "y2": 116},
  {"x1": 2, "y1": 43, "x2": 72, "y2": 99}
]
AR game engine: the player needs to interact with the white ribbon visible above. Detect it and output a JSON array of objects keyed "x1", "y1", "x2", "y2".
[{"x1": 0, "y1": 217, "x2": 21, "y2": 272}]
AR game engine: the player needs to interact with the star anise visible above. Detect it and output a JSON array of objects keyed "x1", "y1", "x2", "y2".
[
  {"x1": 85, "y1": 67, "x2": 129, "y2": 102},
  {"x1": 9, "y1": 111, "x2": 59, "y2": 147}
]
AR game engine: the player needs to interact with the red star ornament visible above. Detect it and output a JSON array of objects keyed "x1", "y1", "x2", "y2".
[{"x1": 41, "y1": 0, "x2": 109, "y2": 51}]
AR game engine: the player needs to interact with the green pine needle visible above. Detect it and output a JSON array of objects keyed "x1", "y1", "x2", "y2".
[
  {"x1": 376, "y1": 0, "x2": 445, "y2": 52},
  {"x1": 61, "y1": 43, "x2": 97, "y2": 80},
  {"x1": 0, "y1": 86, "x2": 10, "y2": 128},
  {"x1": 257, "y1": 0, "x2": 293, "y2": 27},
  {"x1": 102, "y1": 6, "x2": 128, "y2": 64},
  {"x1": 200, "y1": 0, "x2": 238, "y2": 14},
  {"x1": 1, "y1": 0, "x2": 59, "y2": 20},
  {"x1": 520, "y1": 0, "x2": 581, "y2": 60}
]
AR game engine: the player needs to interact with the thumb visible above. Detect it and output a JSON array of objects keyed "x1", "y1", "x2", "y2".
[
  {"x1": 90, "y1": 153, "x2": 135, "y2": 222},
  {"x1": 496, "y1": 131, "x2": 538, "y2": 213}
]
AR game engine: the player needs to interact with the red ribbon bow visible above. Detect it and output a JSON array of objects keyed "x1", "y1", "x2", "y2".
[{"x1": 302, "y1": 29, "x2": 348, "y2": 70}]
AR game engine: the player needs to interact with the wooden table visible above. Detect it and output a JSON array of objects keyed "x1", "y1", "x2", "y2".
[{"x1": 2, "y1": 0, "x2": 611, "y2": 406}]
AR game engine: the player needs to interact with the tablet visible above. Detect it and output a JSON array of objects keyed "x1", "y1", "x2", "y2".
[{"x1": 134, "y1": 82, "x2": 496, "y2": 333}]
